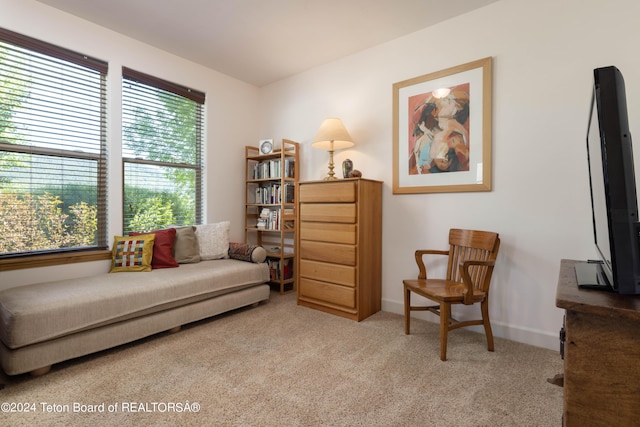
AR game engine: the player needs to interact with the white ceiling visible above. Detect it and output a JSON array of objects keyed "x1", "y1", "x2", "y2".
[{"x1": 36, "y1": 0, "x2": 499, "y2": 87}]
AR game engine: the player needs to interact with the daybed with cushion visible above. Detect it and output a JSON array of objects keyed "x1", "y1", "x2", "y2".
[{"x1": 0, "y1": 222, "x2": 270, "y2": 376}]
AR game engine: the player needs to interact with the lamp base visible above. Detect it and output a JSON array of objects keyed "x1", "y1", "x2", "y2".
[{"x1": 323, "y1": 149, "x2": 339, "y2": 180}]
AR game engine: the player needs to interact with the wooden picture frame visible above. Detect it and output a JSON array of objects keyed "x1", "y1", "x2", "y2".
[{"x1": 392, "y1": 57, "x2": 493, "y2": 194}]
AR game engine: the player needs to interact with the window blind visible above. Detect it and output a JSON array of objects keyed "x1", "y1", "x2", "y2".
[
  {"x1": 0, "y1": 28, "x2": 107, "y2": 257},
  {"x1": 122, "y1": 67, "x2": 204, "y2": 234}
]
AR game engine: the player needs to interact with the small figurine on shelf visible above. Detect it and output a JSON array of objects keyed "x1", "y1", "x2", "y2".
[
  {"x1": 257, "y1": 208, "x2": 270, "y2": 229},
  {"x1": 348, "y1": 169, "x2": 362, "y2": 178},
  {"x1": 342, "y1": 159, "x2": 353, "y2": 178}
]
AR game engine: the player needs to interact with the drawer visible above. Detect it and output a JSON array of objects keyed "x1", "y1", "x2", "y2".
[
  {"x1": 299, "y1": 278, "x2": 356, "y2": 308},
  {"x1": 300, "y1": 259, "x2": 356, "y2": 287},
  {"x1": 300, "y1": 203, "x2": 356, "y2": 223},
  {"x1": 299, "y1": 181, "x2": 356, "y2": 203},
  {"x1": 300, "y1": 241, "x2": 356, "y2": 266},
  {"x1": 299, "y1": 222, "x2": 356, "y2": 244}
]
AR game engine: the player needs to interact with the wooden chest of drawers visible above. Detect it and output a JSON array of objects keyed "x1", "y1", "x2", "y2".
[{"x1": 296, "y1": 178, "x2": 382, "y2": 321}]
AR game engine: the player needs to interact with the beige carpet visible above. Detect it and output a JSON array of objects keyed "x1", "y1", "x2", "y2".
[{"x1": 0, "y1": 291, "x2": 564, "y2": 426}]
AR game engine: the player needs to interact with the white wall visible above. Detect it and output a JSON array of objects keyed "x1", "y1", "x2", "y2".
[
  {"x1": 258, "y1": 0, "x2": 640, "y2": 349},
  {"x1": 0, "y1": 0, "x2": 260, "y2": 287}
]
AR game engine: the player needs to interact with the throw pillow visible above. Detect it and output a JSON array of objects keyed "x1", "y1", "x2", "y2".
[
  {"x1": 130, "y1": 228, "x2": 178, "y2": 269},
  {"x1": 171, "y1": 226, "x2": 201, "y2": 264},
  {"x1": 195, "y1": 221, "x2": 230, "y2": 260},
  {"x1": 228, "y1": 242, "x2": 267, "y2": 263},
  {"x1": 110, "y1": 234, "x2": 155, "y2": 273}
]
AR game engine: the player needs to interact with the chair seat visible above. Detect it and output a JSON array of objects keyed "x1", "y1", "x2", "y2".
[{"x1": 403, "y1": 279, "x2": 487, "y2": 303}]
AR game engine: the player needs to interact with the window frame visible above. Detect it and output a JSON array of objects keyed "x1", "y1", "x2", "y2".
[
  {"x1": 0, "y1": 28, "x2": 109, "y2": 267},
  {"x1": 121, "y1": 67, "x2": 204, "y2": 234}
]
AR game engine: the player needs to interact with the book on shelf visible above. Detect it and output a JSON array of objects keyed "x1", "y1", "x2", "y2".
[
  {"x1": 284, "y1": 158, "x2": 295, "y2": 178},
  {"x1": 283, "y1": 258, "x2": 293, "y2": 279},
  {"x1": 257, "y1": 208, "x2": 268, "y2": 228},
  {"x1": 267, "y1": 258, "x2": 294, "y2": 281},
  {"x1": 253, "y1": 208, "x2": 280, "y2": 230},
  {"x1": 268, "y1": 260, "x2": 279, "y2": 281},
  {"x1": 284, "y1": 183, "x2": 294, "y2": 203},
  {"x1": 250, "y1": 157, "x2": 295, "y2": 180},
  {"x1": 255, "y1": 183, "x2": 291, "y2": 205},
  {"x1": 251, "y1": 159, "x2": 283, "y2": 180}
]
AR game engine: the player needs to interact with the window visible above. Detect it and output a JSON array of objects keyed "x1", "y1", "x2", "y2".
[
  {"x1": 122, "y1": 68, "x2": 204, "y2": 234},
  {"x1": 0, "y1": 28, "x2": 108, "y2": 258}
]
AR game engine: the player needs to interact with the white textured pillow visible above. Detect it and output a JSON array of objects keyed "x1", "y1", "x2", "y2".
[{"x1": 195, "y1": 221, "x2": 230, "y2": 260}]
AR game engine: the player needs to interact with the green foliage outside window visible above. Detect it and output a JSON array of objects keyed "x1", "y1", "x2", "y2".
[
  {"x1": 0, "y1": 34, "x2": 108, "y2": 256},
  {"x1": 122, "y1": 72, "x2": 203, "y2": 234},
  {"x1": 1, "y1": 38, "x2": 203, "y2": 255},
  {"x1": 128, "y1": 196, "x2": 176, "y2": 233},
  {"x1": 0, "y1": 193, "x2": 97, "y2": 253}
]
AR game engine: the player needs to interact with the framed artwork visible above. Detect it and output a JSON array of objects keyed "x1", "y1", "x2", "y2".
[{"x1": 392, "y1": 57, "x2": 493, "y2": 194}]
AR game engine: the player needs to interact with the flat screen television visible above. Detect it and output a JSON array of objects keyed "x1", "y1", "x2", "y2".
[{"x1": 574, "y1": 66, "x2": 640, "y2": 294}]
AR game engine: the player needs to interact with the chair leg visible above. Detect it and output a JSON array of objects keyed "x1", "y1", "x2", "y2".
[
  {"x1": 440, "y1": 302, "x2": 450, "y2": 361},
  {"x1": 481, "y1": 298, "x2": 494, "y2": 352},
  {"x1": 404, "y1": 285, "x2": 411, "y2": 335}
]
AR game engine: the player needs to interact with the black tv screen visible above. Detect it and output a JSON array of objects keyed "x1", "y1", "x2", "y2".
[{"x1": 575, "y1": 66, "x2": 640, "y2": 294}]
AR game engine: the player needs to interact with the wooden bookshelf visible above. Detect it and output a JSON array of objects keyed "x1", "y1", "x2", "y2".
[{"x1": 244, "y1": 139, "x2": 299, "y2": 294}]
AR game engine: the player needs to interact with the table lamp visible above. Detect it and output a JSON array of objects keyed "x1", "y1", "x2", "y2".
[{"x1": 312, "y1": 118, "x2": 354, "y2": 180}]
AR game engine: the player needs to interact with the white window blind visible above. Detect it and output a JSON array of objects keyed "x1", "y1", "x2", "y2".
[
  {"x1": 0, "y1": 28, "x2": 108, "y2": 257},
  {"x1": 122, "y1": 67, "x2": 204, "y2": 234}
]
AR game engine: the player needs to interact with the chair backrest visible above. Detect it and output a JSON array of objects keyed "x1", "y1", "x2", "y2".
[{"x1": 445, "y1": 229, "x2": 500, "y2": 292}]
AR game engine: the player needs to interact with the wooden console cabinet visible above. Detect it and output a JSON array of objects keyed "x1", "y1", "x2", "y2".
[
  {"x1": 556, "y1": 259, "x2": 640, "y2": 426},
  {"x1": 297, "y1": 178, "x2": 382, "y2": 321}
]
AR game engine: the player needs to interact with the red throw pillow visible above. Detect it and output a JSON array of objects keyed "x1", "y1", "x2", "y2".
[{"x1": 130, "y1": 228, "x2": 179, "y2": 269}]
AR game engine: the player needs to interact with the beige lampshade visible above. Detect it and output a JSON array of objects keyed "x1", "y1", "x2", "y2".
[{"x1": 312, "y1": 118, "x2": 354, "y2": 150}]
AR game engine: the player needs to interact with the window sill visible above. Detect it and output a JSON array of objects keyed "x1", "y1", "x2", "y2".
[{"x1": 0, "y1": 250, "x2": 112, "y2": 272}]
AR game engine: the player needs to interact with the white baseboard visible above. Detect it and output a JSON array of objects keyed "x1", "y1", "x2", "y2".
[{"x1": 382, "y1": 299, "x2": 561, "y2": 352}]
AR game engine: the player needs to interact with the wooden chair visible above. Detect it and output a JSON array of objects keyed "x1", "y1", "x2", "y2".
[{"x1": 403, "y1": 229, "x2": 500, "y2": 361}]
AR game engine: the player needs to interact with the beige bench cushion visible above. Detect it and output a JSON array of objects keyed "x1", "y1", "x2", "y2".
[
  {"x1": 0, "y1": 284, "x2": 270, "y2": 376},
  {"x1": 0, "y1": 259, "x2": 269, "y2": 349}
]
